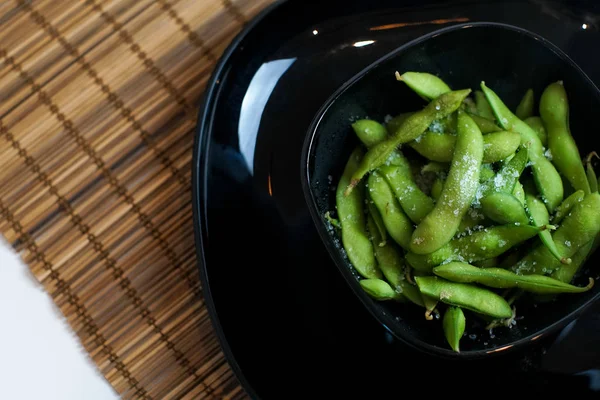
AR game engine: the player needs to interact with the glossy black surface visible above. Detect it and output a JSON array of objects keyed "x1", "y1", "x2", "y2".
[
  {"x1": 193, "y1": 0, "x2": 600, "y2": 397},
  {"x1": 303, "y1": 22, "x2": 600, "y2": 359}
]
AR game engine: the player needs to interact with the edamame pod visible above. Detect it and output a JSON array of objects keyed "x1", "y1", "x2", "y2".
[
  {"x1": 367, "y1": 171, "x2": 414, "y2": 249},
  {"x1": 479, "y1": 146, "x2": 528, "y2": 197},
  {"x1": 411, "y1": 111, "x2": 483, "y2": 254},
  {"x1": 347, "y1": 89, "x2": 471, "y2": 194},
  {"x1": 552, "y1": 190, "x2": 585, "y2": 224},
  {"x1": 366, "y1": 199, "x2": 387, "y2": 247},
  {"x1": 360, "y1": 279, "x2": 404, "y2": 301},
  {"x1": 480, "y1": 164, "x2": 495, "y2": 183},
  {"x1": 415, "y1": 276, "x2": 513, "y2": 319},
  {"x1": 481, "y1": 82, "x2": 564, "y2": 211},
  {"x1": 336, "y1": 147, "x2": 381, "y2": 279},
  {"x1": 379, "y1": 153, "x2": 435, "y2": 224},
  {"x1": 513, "y1": 181, "x2": 526, "y2": 206},
  {"x1": 539, "y1": 81, "x2": 590, "y2": 195},
  {"x1": 480, "y1": 192, "x2": 529, "y2": 225},
  {"x1": 352, "y1": 119, "x2": 388, "y2": 148},
  {"x1": 552, "y1": 240, "x2": 595, "y2": 283},
  {"x1": 524, "y1": 116, "x2": 547, "y2": 146},
  {"x1": 514, "y1": 193, "x2": 600, "y2": 276},
  {"x1": 525, "y1": 192, "x2": 570, "y2": 264},
  {"x1": 433, "y1": 262, "x2": 593, "y2": 294},
  {"x1": 443, "y1": 306, "x2": 465, "y2": 353},
  {"x1": 366, "y1": 214, "x2": 424, "y2": 306},
  {"x1": 515, "y1": 88, "x2": 534, "y2": 120},
  {"x1": 408, "y1": 130, "x2": 520, "y2": 163},
  {"x1": 406, "y1": 224, "x2": 546, "y2": 272},
  {"x1": 474, "y1": 90, "x2": 494, "y2": 120},
  {"x1": 431, "y1": 177, "x2": 444, "y2": 201},
  {"x1": 467, "y1": 112, "x2": 502, "y2": 133},
  {"x1": 396, "y1": 71, "x2": 451, "y2": 100},
  {"x1": 385, "y1": 112, "x2": 413, "y2": 135}
]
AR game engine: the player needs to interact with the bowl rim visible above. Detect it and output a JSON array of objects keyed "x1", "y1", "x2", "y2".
[{"x1": 300, "y1": 20, "x2": 600, "y2": 359}]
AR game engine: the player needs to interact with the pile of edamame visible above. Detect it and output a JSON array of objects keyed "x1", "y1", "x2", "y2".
[{"x1": 330, "y1": 71, "x2": 600, "y2": 352}]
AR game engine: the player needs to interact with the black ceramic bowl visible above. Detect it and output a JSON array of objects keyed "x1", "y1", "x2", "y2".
[{"x1": 302, "y1": 22, "x2": 600, "y2": 358}]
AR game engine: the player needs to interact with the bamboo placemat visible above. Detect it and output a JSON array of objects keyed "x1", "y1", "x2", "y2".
[{"x1": 0, "y1": 0, "x2": 276, "y2": 398}]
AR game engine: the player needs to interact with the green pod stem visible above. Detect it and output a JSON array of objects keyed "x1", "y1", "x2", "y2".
[
  {"x1": 539, "y1": 81, "x2": 591, "y2": 195},
  {"x1": 480, "y1": 192, "x2": 529, "y2": 225},
  {"x1": 433, "y1": 262, "x2": 593, "y2": 294},
  {"x1": 474, "y1": 90, "x2": 495, "y2": 120},
  {"x1": 443, "y1": 306, "x2": 466, "y2": 353},
  {"x1": 586, "y1": 152, "x2": 599, "y2": 193},
  {"x1": 367, "y1": 171, "x2": 414, "y2": 250},
  {"x1": 366, "y1": 199, "x2": 387, "y2": 247},
  {"x1": 515, "y1": 88, "x2": 535, "y2": 120},
  {"x1": 396, "y1": 71, "x2": 451, "y2": 100},
  {"x1": 481, "y1": 82, "x2": 564, "y2": 212},
  {"x1": 408, "y1": 130, "x2": 520, "y2": 163},
  {"x1": 385, "y1": 112, "x2": 414, "y2": 135},
  {"x1": 525, "y1": 192, "x2": 571, "y2": 264},
  {"x1": 411, "y1": 111, "x2": 483, "y2": 254},
  {"x1": 360, "y1": 279, "x2": 404, "y2": 301},
  {"x1": 513, "y1": 181, "x2": 526, "y2": 206},
  {"x1": 347, "y1": 89, "x2": 471, "y2": 194},
  {"x1": 352, "y1": 119, "x2": 388, "y2": 148},
  {"x1": 524, "y1": 116, "x2": 547, "y2": 147},
  {"x1": 406, "y1": 224, "x2": 544, "y2": 272},
  {"x1": 514, "y1": 193, "x2": 600, "y2": 277},
  {"x1": 415, "y1": 276, "x2": 513, "y2": 319},
  {"x1": 379, "y1": 154, "x2": 435, "y2": 224},
  {"x1": 552, "y1": 190, "x2": 585, "y2": 224},
  {"x1": 336, "y1": 147, "x2": 381, "y2": 279},
  {"x1": 552, "y1": 240, "x2": 595, "y2": 284},
  {"x1": 366, "y1": 213, "x2": 424, "y2": 307}
]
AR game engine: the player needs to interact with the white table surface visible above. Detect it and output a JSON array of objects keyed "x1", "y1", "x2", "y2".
[{"x1": 0, "y1": 237, "x2": 119, "y2": 399}]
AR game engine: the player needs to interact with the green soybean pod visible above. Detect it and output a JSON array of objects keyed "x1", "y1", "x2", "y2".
[
  {"x1": 479, "y1": 146, "x2": 529, "y2": 197},
  {"x1": 443, "y1": 306, "x2": 466, "y2": 353},
  {"x1": 385, "y1": 112, "x2": 414, "y2": 136},
  {"x1": 366, "y1": 214, "x2": 424, "y2": 307},
  {"x1": 515, "y1": 88, "x2": 534, "y2": 120},
  {"x1": 336, "y1": 147, "x2": 381, "y2": 279},
  {"x1": 431, "y1": 177, "x2": 444, "y2": 202},
  {"x1": 526, "y1": 192, "x2": 570, "y2": 264},
  {"x1": 347, "y1": 89, "x2": 471, "y2": 194},
  {"x1": 352, "y1": 119, "x2": 388, "y2": 148},
  {"x1": 360, "y1": 279, "x2": 404, "y2": 301},
  {"x1": 474, "y1": 90, "x2": 495, "y2": 120},
  {"x1": 366, "y1": 199, "x2": 387, "y2": 247},
  {"x1": 514, "y1": 192, "x2": 600, "y2": 277},
  {"x1": 379, "y1": 153, "x2": 435, "y2": 224},
  {"x1": 524, "y1": 116, "x2": 547, "y2": 147},
  {"x1": 480, "y1": 192, "x2": 529, "y2": 225},
  {"x1": 410, "y1": 111, "x2": 483, "y2": 254},
  {"x1": 467, "y1": 112, "x2": 502, "y2": 134},
  {"x1": 367, "y1": 171, "x2": 413, "y2": 250},
  {"x1": 409, "y1": 130, "x2": 519, "y2": 163},
  {"x1": 480, "y1": 164, "x2": 495, "y2": 183},
  {"x1": 433, "y1": 262, "x2": 593, "y2": 294},
  {"x1": 396, "y1": 71, "x2": 451, "y2": 100},
  {"x1": 415, "y1": 276, "x2": 513, "y2": 319},
  {"x1": 552, "y1": 240, "x2": 595, "y2": 284},
  {"x1": 539, "y1": 81, "x2": 591, "y2": 195},
  {"x1": 406, "y1": 224, "x2": 545, "y2": 272},
  {"x1": 513, "y1": 181, "x2": 526, "y2": 206},
  {"x1": 552, "y1": 190, "x2": 585, "y2": 224},
  {"x1": 481, "y1": 82, "x2": 564, "y2": 212}
]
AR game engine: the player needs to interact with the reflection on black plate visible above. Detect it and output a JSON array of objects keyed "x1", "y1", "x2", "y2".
[{"x1": 193, "y1": 0, "x2": 600, "y2": 397}]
